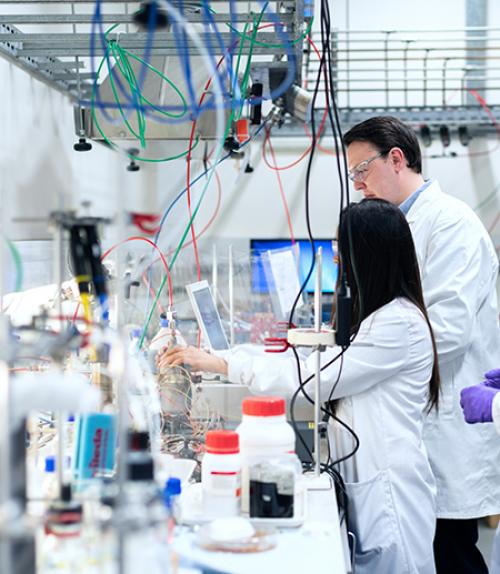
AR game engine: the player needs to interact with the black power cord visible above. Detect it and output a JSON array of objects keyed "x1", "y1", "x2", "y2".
[{"x1": 283, "y1": 0, "x2": 364, "y2": 545}]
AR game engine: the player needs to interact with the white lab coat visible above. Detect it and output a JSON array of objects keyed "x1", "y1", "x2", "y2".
[
  {"x1": 488, "y1": 394, "x2": 500, "y2": 574},
  {"x1": 223, "y1": 298, "x2": 437, "y2": 574},
  {"x1": 406, "y1": 180, "x2": 500, "y2": 518}
]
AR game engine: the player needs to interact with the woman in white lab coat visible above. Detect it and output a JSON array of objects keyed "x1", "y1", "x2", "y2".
[{"x1": 159, "y1": 199, "x2": 440, "y2": 574}]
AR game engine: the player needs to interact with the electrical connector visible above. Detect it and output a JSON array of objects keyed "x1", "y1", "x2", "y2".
[{"x1": 335, "y1": 276, "x2": 351, "y2": 348}]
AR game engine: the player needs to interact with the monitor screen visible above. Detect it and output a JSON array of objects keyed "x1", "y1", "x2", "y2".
[
  {"x1": 251, "y1": 239, "x2": 338, "y2": 294},
  {"x1": 187, "y1": 282, "x2": 230, "y2": 350}
]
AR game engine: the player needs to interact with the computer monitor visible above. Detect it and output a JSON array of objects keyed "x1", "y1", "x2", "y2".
[
  {"x1": 186, "y1": 280, "x2": 230, "y2": 351},
  {"x1": 251, "y1": 239, "x2": 338, "y2": 294}
]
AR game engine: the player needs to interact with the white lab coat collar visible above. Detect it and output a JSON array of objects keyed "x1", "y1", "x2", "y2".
[{"x1": 405, "y1": 179, "x2": 443, "y2": 223}]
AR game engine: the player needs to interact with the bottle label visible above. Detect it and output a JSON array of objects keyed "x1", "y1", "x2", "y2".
[{"x1": 209, "y1": 470, "x2": 241, "y2": 497}]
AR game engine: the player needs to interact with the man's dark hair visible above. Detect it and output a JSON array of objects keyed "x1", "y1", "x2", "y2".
[{"x1": 343, "y1": 116, "x2": 422, "y2": 174}]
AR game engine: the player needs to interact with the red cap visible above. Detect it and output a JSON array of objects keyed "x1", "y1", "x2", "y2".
[
  {"x1": 205, "y1": 430, "x2": 240, "y2": 454},
  {"x1": 242, "y1": 396, "x2": 286, "y2": 417},
  {"x1": 235, "y1": 119, "x2": 250, "y2": 144}
]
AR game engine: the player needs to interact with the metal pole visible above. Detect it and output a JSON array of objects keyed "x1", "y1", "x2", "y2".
[
  {"x1": 404, "y1": 40, "x2": 411, "y2": 107},
  {"x1": 0, "y1": 358, "x2": 12, "y2": 574},
  {"x1": 115, "y1": 154, "x2": 129, "y2": 574},
  {"x1": 228, "y1": 244, "x2": 234, "y2": 346},
  {"x1": 423, "y1": 48, "x2": 430, "y2": 107},
  {"x1": 466, "y1": 0, "x2": 488, "y2": 104},
  {"x1": 384, "y1": 32, "x2": 391, "y2": 108},
  {"x1": 53, "y1": 226, "x2": 66, "y2": 497},
  {"x1": 212, "y1": 244, "x2": 218, "y2": 308},
  {"x1": 314, "y1": 247, "x2": 322, "y2": 478},
  {"x1": 345, "y1": 0, "x2": 350, "y2": 109}
]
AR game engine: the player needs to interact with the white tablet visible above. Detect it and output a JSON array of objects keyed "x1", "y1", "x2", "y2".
[{"x1": 186, "y1": 280, "x2": 230, "y2": 351}]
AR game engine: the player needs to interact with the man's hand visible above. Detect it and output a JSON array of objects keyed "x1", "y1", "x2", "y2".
[{"x1": 156, "y1": 345, "x2": 228, "y2": 376}]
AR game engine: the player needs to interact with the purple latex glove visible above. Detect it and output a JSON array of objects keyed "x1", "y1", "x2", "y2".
[
  {"x1": 460, "y1": 384, "x2": 499, "y2": 424},
  {"x1": 484, "y1": 368, "x2": 500, "y2": 389}
]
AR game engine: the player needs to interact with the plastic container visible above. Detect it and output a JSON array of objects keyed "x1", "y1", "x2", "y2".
[
  {"x1": 163, "y1": 476, "x2": 182, "y2": 537},
  {"x1": 149, "y1": 316, "x2": 171, "y2": 352},
  {"x1": 249, "y1": 455, "x2": 302, "y2": 519},
  {"x1": 43, "y1": 455, "x2": 57, "y2": 500},
  {"x1": 150, "y1": 315, "x2": 187, "y2": 352},
  {"x1": 236, "y1": 397, "x2": 296, "y2": 513},
  {"x1": 236, "y1": 397, "x2": 295, "y2": 456},
  {"x1": 149, "y1": 315, "x2": 187, "y2": 374},
  {"x1": 128, "y1": 328, "x2": 142, "y2": 355},
  {"x1": 202, "y1": 430, "x2": 241, "y2": 518}
]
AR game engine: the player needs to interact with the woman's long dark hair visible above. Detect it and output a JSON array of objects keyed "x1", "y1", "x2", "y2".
[{"x1": 338, "y1": 199, "x2": 440, "y2": 411}]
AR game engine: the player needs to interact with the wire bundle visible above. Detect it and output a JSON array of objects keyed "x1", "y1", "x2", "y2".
[
  {"x1": 87, "y1": 0, "x2": 302, "y2": 161},
  {"x1": 279, "y1": 0, "x2": 360, "y2": 529}
]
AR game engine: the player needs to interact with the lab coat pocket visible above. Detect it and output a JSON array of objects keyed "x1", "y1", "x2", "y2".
[{"x1": 345, "y1": 470, "x2": 400, "y2": 573}]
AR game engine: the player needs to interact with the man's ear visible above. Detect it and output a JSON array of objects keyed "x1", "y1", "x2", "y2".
[{"x1": 389, "y1": 147, "x2": 406, "y2": 172}]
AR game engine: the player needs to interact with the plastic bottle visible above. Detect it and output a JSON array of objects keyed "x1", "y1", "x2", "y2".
[
  {"x1": 150, "y1": 313, "x2": 187, "y2": 352},
  {"x1": 163, "y1": 477, "x2": 182, "y2": 543},
  {"x1": 149, "y1": 315, "x2": 171, "y2": 352},
  {"x1": 129, "y1": 328, "x2": 143, "y2": 355},
  {"x1": 202, "y1": 430, "x2": 241, "y2": 518},
  {"x1": 125, "y1": 430, "x2": 161, "y2": 508},
  {"x1": 123, "y1": 440, "x2": 170, "y2": 574},
  {"x1": 41, "y1": 485, "x2": 85, "y2": 573},
  {"x1": 236, "y1": 396, "x2": 296, "y2": 513},
  {"x1": 43, "y1": 455, "x2": 57, "y2": 501},
  {"x1": 149, "y1": 313, "x2": 187, "y2": 374},
  {"x1": 163, "y1": 476, "x2": 182, "y2": 519}
]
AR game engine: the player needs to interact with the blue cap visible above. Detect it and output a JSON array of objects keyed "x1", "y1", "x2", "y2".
[
  {"x1": 67, "y1": 414, "x2": 75, "y2": 422},
  {"x1": 130, "y1": 328, "x2": 142, "y2": 339},
  {"x1": 165, "y1": 477, "x2": 181, "y2": 495},
  {"x1": 163, "y1": 477, "x2": 181, "y2": 507},
  {"x1": 45, "y1": 456, "x2": 56, "y2": 473}
]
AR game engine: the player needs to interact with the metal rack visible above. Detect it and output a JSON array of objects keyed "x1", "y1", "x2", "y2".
[
  {"x1": 0, "y1": 0, "x2": 305, "y2": 101},
  {"x1": 299, "y1": 27, "x2": 500, "y2": 135},
  {"x1": 2, "y1": 3, "x2": 500, "y2": 135}
]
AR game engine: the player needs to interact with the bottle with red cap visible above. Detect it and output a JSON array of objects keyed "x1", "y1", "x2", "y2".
[
  {"x1": 201, "y1": 430, "x2": 241, "y2": 518},
  {"x1": 236, "y1": 396, "x2": 296, "y2": 513}
]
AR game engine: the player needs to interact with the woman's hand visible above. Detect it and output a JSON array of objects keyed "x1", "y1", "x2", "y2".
[{"x1": 156, "y1": 345, "x2": 228, "y2": 376}]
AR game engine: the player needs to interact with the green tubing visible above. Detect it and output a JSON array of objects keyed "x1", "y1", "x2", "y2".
[
  {"x1": 92, "y1": 41, "x2": 198, "y2": 162},
  {"x1": 91, "y1": 23, "x2": 191, "y2": 161},
  {"x1": 227, "y1": 15, "x2": 313, "y2": 49},
  {"x1": 138, "y1": 119, "x2": 233, "y2": 349},
  {"x1": 237, "y1": 7, "x2": 266, "y2": 119},
  {"x1": 5, "y1": 238, "x2": 23, "y2": 292}
]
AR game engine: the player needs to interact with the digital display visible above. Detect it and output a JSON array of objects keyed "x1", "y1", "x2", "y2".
[
  {"x1": 251, "y1": 239, "x2": 338, "y2": 294},
  {"x1": 191, "y1": 286, "x2": 230, "y2": 350}
]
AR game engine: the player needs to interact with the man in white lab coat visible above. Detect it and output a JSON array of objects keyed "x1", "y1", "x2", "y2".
[
  {"x1": 461, "y1": 369, "x2": 500, "y2": 573},
  {"x1": 344, "y1": 116, "x2": 500, "y2": 574}
]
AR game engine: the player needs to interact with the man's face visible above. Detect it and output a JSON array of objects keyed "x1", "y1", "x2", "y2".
[{"x1": 347, "y1": 141, "x2": 400, "y2": 204}]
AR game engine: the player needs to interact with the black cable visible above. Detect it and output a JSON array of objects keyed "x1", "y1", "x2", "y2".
[
  {"x1": 288, "y1": 347, "x2": 360, "y2": 464},
  {"x1": 289, "y1": 346, "x2": 315, "y2": 464},
  {"x1": 327, "y1": 353, "x2": 344, "y2": 402},
  {"x1": 282, "y1": 0, "x2": 362, "y2": 533},
  {"x1": 320, "y1": 0, "x2": 363, "y2": 326},
  {"x1": 286, "y1": 13, "x2": 327, "y2": 329}
]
